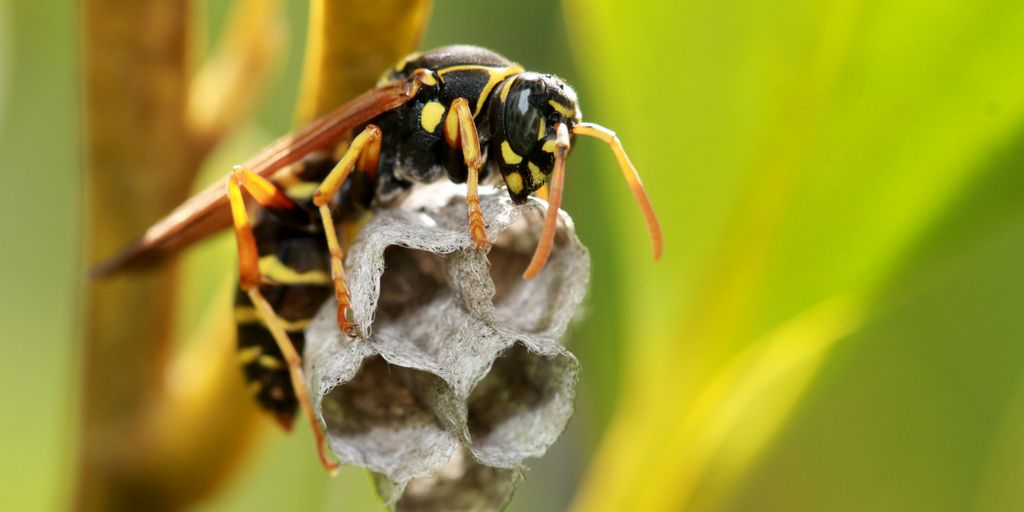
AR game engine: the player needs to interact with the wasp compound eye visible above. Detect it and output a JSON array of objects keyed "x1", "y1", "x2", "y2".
[{"x1": 505, "y1": 88, "x2": 543, "y2": 156}]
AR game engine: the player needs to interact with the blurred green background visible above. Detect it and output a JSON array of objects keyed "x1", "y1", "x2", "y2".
[{"x1": 3, "y1": 0, "x2": 1024, "y2": 510}]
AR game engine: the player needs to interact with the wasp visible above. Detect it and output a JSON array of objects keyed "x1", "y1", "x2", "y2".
[{"x1": 94, "y1": 45, "x2": 663, "y2": 473}]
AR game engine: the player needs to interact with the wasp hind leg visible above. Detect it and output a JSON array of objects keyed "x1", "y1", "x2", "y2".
[
  {"x1": 226, "y1": 168, "x2": 340, "y2": 475},
  {"x1": 312, "y1": 124, "x2": 383, "y2": 336},
  {"x1": 448, "y1": 97, "x2": 491, "y2": 251}
]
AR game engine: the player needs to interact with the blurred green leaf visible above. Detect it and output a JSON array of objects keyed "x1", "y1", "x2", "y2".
[
  {"x1": 721, "y1": 114, "x2": 1024, "y2": 512},
  {"x1": 727, "y1": 211, "x2": 1024, "y2": 511},
  {"x1": 0, "y1": 2, "x2": 78, "y2": 510},
  {"x1": 566, "y1": 0, "x2": 1024, "y2": 510}
]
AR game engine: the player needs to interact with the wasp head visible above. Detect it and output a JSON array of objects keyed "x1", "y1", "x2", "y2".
[
  {"x1": 489, "y1": 72, "x2": 580, "y2": 204},
  {"x1": 487, "y1": 69, "x2": 661, "y2": 282}
]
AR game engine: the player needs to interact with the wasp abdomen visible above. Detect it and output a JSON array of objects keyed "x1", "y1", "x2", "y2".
[{"x1": 234, "y1": 216, "x2": 332, "y2": 428}]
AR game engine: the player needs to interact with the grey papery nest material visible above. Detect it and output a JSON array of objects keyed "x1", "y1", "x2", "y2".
[{"x1": 304, "y1": 183, "x2": 590, "y2": 511}]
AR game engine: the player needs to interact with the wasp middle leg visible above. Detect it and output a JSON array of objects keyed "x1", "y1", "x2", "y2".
[
  {"x1": 447, "y1": 97, "x2": 491, "y2": 251},
  {"x1": 312, "y1": 124, "x2": 383, "y2": 336},
  {"x1": 226, "y1": 167, "x2": 339, "y2": 474}
]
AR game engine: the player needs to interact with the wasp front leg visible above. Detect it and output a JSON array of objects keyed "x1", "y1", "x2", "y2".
[
  {"x1": 446, "y1": 97, "x2": 491, "y2": 251},
  {"x1": 312, "y1": 125, "x2": 383, "y2": 336},
  {"x1": 226, "y1": 167, "x2": 340, "y2": 475}
]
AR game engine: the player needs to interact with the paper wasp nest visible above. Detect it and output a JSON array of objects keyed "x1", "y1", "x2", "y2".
[{"x1": 304, "y1": 184, "x2": 590, "y2": 511}]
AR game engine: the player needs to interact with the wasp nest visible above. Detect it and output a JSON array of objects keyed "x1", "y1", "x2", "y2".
[{"x1": 304, "y1": 183, "x2": 589, "y2": 511}]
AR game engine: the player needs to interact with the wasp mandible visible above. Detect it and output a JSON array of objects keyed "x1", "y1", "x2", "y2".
[{"x1": 95, "y1": 45, "x2": 663, "y2": 473}]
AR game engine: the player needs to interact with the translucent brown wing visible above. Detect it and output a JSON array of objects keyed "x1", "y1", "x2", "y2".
[{"x1": 91, "y1": 80, "x2": 414, "y2": 277}]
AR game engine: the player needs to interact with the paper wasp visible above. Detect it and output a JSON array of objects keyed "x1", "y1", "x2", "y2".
[{"x1": 94, "y1": 45, "x2": 663, "y2": 472}]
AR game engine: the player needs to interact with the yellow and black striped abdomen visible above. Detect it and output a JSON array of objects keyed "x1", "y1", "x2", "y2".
[{"x1": 234, "y1": 214, "x2": 332, "y2": 429}]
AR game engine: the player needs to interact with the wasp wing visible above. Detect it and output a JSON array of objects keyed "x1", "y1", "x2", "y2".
[{"x1": 92, "y1": 81, "x2": 413, "y2": 277}]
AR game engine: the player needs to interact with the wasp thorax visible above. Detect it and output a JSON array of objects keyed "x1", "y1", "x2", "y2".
[{"x1": 489, "y1": 72, "x2": 581, "y2": 204}]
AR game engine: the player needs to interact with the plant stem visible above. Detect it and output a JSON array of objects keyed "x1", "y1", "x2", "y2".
[
  {"x1": 78, "y1": 2, "x2": 263, "y2": 509},
  {"x1": 79, "y1": 1, "x2": 193, "y2": 509}
]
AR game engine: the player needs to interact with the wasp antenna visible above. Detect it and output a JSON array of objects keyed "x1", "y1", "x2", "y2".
[
  {"x1": 524, "y1": 123, "x2": 570, "y2": 280},
  {"x1": 572, "y1": 122, "x2": 663, "y2": 261}
]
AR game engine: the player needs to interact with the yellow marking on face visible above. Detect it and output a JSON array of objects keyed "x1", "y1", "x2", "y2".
[
  {"x1": 499, "y1": 75, "x2": 517, "y2": 103},
  {"x1": 505, "y1": 172, "x2": 524, "y2": 194},
  {"x1": 258, "y1": 354, "x2": 284, "y2": 370},
  {"x1": 528, "y1": 162, "x2": 545, "y2": 184},
  {"x1": 437, "y1": 64, "x2": 525, "y2": 115},
  {"x1": 247, "y1": 382, "x2": 263, "y2": 395},
  {"x1": 284, "y1": 181, "x2": 318, "y2": 200},
  {"x1": 542, "y1": 140, "x2": 558, "y2": 154},
  {"x1": 235, "y1": 306, "x2": 312, "y2": 332},
  {"x1": 258, "y1": 255, "x2": 331, "y2": 285},
  {"x1": 548, "y1": 99, "x2": 575, "y2": 118},
  {"x1": 238, "y1": 345, "x2": 262, "y2": 364},
  {"x1": 501, "y1": 141, "x2": 523, "y2": 164},
  {"x1": 537, "y1": 117, "x2": 546, "y2": 140},
  {"x1": 420, "y1": 101, "x2": 445, "y2": 133}
]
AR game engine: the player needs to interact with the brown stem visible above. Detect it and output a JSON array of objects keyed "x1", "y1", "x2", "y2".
[
  {"x1": 78, "y1": 1, "x2": 262, "y2": 510},
  {"x1": 79, "y1": 1, "x2": 192, "y2": 509}
]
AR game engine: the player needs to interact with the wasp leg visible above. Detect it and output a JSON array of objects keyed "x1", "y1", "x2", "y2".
[
  {"x1": 227, "y1": 166, "x2": 295, "y2": 289},
  {"x1": 226, "y1": 170, "x2": 340, "y2": 475},
  {"x1": 449, "y1": 97, "x2": 491, "y2": 251},
  {"x1": 402, "y1": 67, "x2": 439, "y2": 98},
  {"x1": 572, "y1": 122, "x2": 663, "y2": 261},
  {"x1": 312, "y1": 125, "x2": 382, "y2": 336}
]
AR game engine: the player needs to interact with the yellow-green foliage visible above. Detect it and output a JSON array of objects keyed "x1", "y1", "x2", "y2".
[{"x1": 567, "y1": 1, "x2": 1024, "y2": 511}]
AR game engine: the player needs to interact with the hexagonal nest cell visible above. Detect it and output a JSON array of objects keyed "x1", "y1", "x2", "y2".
[{"x1": 304, "y1": 186, "x2": 589, "y2": 510}]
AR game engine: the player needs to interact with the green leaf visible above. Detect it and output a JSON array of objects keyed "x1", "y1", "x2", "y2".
[{"x1": 565, "y1": 0, "x2": 1024, "y2": 509}]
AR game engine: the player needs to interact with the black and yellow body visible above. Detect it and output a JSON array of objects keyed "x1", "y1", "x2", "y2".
[
  {"x1": 372, "y1": 45, "x2": 580, "y2": 203},
  {"x1": 233, "y1": 44, "x2": 586, "y2": 427},
  {"x1": 96, "y1": 44, "x2": 661, "y2": 470},
  {"x1": 232, "y1": 156, "x2": 339, "y2": 428}
]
